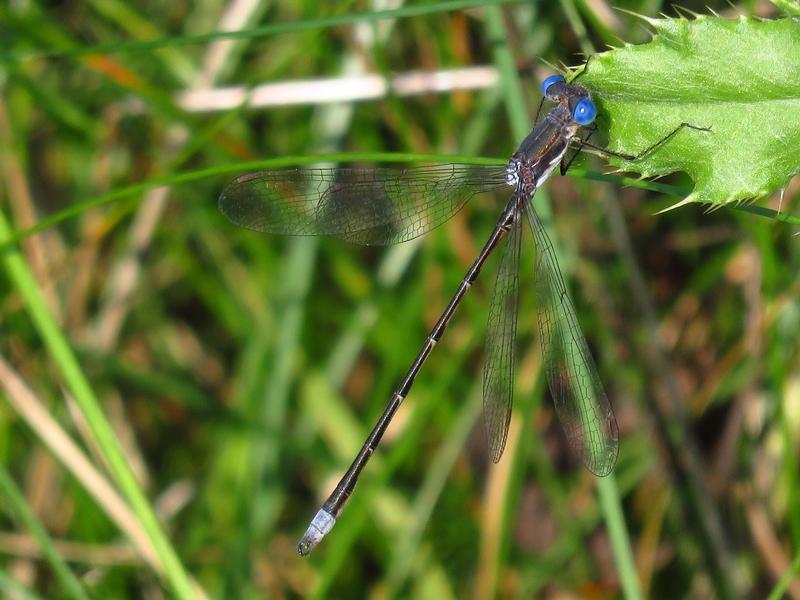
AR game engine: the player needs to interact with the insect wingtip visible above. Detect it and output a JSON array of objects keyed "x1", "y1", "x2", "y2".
[{"x1": 489, "y1": 446, "x2": 505, "y2": 464}]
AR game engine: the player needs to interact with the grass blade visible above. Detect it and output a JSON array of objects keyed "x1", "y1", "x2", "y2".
[{"x1": 0, "y1": 209, "x2": 200, "y2": 600}]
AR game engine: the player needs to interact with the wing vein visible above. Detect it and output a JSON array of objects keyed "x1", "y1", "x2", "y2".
[
  {"x1": 525, "y1": 203, "x2": 619, "y2": 475},
  {"x1": 482, "y1": 203, "x2": 522, "y2": 463},
  {"x1": 219, "y1": 164, "x2": 508, "y2": 245}
]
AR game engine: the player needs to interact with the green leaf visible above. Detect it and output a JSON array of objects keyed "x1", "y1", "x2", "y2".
[{"x1": 575, "y1": 16, "x2": 800, "y2": 207}]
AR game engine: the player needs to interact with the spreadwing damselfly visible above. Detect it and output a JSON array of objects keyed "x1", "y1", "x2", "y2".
[{"x1": 218, "y1": 72, "x2": 709, "y2": 556}]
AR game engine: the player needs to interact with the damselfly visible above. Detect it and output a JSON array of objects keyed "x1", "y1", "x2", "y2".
[{"x1": 219, "y1": 72, "x2": 709, "y2": 556}]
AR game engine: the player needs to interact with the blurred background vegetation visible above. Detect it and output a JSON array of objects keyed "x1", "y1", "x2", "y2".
[{"x1": 1, "y1": 1, "x2": 798, "y2": 598}]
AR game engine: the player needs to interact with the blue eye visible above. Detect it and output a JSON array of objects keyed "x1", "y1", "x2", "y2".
[
  {"x1": 541, "y1": 74, "x2": 565, "y2": 96},
  {"x1": 572, "y1": 98, "x2": 596, "y2": 125}
]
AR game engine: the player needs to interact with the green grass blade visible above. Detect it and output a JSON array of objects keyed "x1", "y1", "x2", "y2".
[
  {"x1": 767, "y1": 549, "x2": 800, "y2": 600},
  {"x1": 0, "y1": 210, "x2": 200, "y2": 600},
  {"x1": 597, "y1": 474, "x2": 643, "y2": 600},
  {"x1": 3, "y1": 0, "x2": 519, "y2": 62},
  {"x1": 0, "y1": 464, "x2": 91, "y2": 600},
  {"x1": 15, "y1": 152, "x2": 795, "y2": 253},
  {"x1": 6, "y1": 148, "x2": 796, "y2": 253},
  {"x1": 0, "y1": 569, "x2": 43, "y2": 600}
]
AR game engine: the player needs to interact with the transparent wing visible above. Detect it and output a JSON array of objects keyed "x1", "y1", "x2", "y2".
[
  {"x1": 218, "y1": 164, "x2": 508, "y2": 246},
  {"x1": 525, "y1": 203, "x2": 619, "y2": 476},
  {"x1": 482, "y1": 206, "x2": 522, "y2": 463}
]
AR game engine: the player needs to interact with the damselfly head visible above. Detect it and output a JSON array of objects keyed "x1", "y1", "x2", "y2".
[{"x1": 540, "y1": 73, "x2": 597, "y2": 127}]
